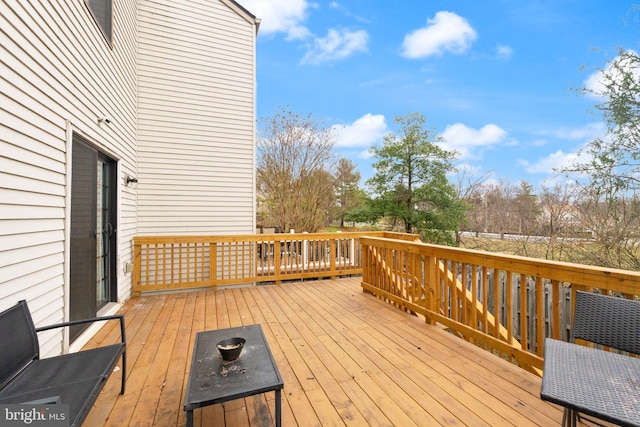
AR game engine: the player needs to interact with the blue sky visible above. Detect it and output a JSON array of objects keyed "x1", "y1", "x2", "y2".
[{"x1": 239, "y1": 1, "x2": 638, "y2": 187}]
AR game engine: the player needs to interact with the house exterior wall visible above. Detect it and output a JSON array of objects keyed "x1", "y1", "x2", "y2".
[
  {"x1": 1, "y1": 0, "x2": 138, "y2": 356},
  {"x1": 137, "y1": 0, "x2": 257, "y2": 235},
  {"x1": 1, "y1": 0, "x2": 257, "y2": 356}
]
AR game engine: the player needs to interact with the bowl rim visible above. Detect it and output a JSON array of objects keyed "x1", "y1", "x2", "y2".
[{"x1": 216, "y1": 337, "x2": 246, "y2": 349}]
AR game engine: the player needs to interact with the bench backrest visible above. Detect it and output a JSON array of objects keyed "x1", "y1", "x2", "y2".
[
  {"x1": 573, "y1": 291, "x2": 640, "y2": 354},
  {"x1": 0, "y1": 300, "x2": 39, "y2": 389}
]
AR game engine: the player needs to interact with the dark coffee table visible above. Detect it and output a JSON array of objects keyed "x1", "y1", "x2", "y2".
[{"x1": 184, "y1": 324, "x2": 283, "y2": 427}]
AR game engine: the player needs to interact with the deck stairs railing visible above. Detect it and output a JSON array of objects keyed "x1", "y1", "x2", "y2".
[{"x1": 360, "y1": 235, "x2": 640, "y2": 375}]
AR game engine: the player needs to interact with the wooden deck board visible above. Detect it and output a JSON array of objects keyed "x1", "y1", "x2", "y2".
[{"x1": 84, "y1": 277, "x2": 571, "y2": 426}]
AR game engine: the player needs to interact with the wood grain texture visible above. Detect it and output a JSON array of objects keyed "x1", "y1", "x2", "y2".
[{"x1": 84, "y1": 278, "x2": 573, "y2": 426}]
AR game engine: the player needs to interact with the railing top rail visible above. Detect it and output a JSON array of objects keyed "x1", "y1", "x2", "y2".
[
  {"x1": 133, "y1": 231, "x2": 403, "y2": 245},
  {"x1": 360, "y1": 236, "x2": 640, "y2": 293}
]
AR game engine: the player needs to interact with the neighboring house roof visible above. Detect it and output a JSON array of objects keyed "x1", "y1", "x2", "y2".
[{"x1": 222, "y1": 0, "x2": 262, "y2": 33}]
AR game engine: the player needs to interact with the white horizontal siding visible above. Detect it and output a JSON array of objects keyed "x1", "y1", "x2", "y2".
[
  {"x1": 138, "y1": 0, "x2": 257, "y2": 235},
  {"x1": 1, "y1": 0, "x2": 137, "y2": 355},
  {"x1": 2, "y1": 0, "x2": 257, "y2": 353}
]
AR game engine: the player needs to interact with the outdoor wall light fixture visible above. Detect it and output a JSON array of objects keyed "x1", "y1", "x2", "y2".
[{"x1": 125, "y1": 175, "x2": 138, "y2": 185}]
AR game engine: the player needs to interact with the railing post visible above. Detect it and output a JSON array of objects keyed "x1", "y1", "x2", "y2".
[
  {"x1": 210, "y1": 242, "x2": 217, "y2": 290},
  {"x1": 519, "y1": 273, "x2": 528, "y2": 352},
  {"x1": 350, "y1": 238, "x2": 355, "y2": 267},
  {"x1": 303, "y1": 232, "x2": 309, "y2": 269},
  {"x1": 425, "y1": 255, "x2": 438, "y2": 324},
  {"x1": 133, "y1": 239, "x2": 142, "y2": 296},
  {"x1": 330, "y1": 239, "x2": 337, "y2": 278},
  {"x1": 551, "y1": 280, "x2": 561, "y2": 340},
  {"x1": 362, "y1": 241, "x2": 369, "y2": 290},
  {"x1": 252, "y1": 240, "x2": 257, "y2": 285},
  {"x1": 274, "y1": 239, "x2": 281, "y2": 285},
  {"x1": 535, "y1": 276, "x2": 544, "y2": 356}
]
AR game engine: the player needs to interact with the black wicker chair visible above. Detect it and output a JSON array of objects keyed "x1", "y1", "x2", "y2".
[
  {"x1": 572, "y1": 290, "x2": 640, "y2": 354},
  {"x1": 541, "y1": 291, "x2": 640, "y2": 427}
]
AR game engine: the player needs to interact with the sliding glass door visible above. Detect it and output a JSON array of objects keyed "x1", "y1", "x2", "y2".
[{"x1": 70, "y1": 135, "x2": 117, "y2": 341}]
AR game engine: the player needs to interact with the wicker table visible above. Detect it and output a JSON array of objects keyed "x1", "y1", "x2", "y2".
[
  {"x1": 184, "y1": 324, "x2": 283, "y2": 427},
  {"x1": 541, "y1": 338, "x2": 640, "y2": 427}
]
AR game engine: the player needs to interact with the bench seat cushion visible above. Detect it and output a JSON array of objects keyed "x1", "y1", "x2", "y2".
[{"x1": 0, "y1": 343, "x2": 125, "y2": 427}]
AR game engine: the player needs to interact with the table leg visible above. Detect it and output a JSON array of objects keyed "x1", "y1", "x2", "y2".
[
  {"x1": 186, "y1": 409, "x2": 193, "y2": 427},
  {"x1": 569, "y1": 410, "x2": 578, "y2": 427},
  {"x1": 562, "y1": 408, "x2": 578, "y2": 427},
  {"x1": 275, "y1": 389, "x2": 282, "y2": 427}
]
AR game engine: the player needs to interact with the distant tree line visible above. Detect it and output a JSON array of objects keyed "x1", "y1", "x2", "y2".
[{"x1": 462, "y1": 49, "x2": 640, "y2": 271}]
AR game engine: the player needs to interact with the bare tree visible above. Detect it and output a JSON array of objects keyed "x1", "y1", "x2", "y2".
[
  {"x1": 453, "y1": 168, "x2": 491, "y2": 243},
  {"x1": 566, "y1": 186, "x2": 640, "y2": 270},
  {"x1": 298, "y1": 169, "x2": 335, "y2": 232},
  {"x1": 510, "y1": 181, "x2": 542, "y2": 256},
  {"x1": 514, "y1": 181, "x2": 541, "y2": 235},
  {"x1": 538, "y1": 181, "x2": 578, "y2": 260},
  {"x1": 484, "y1": 180, "x2": 517, "y2": 235},
  {"x1": 257, "y1": 108, "x2": 336, "y2": 232}
]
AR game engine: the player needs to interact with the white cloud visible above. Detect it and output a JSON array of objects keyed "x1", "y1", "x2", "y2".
[
  {"x1": 519, "y1": 150, "x2": 580, "y2": 174},
  {"x1": 440, "y1": 123, "x2": 507, "y2": 159},
  {"x1": 286, "y1": 26, "x2": 313, "y2": 41},
  {"x1": 301, "y1": 29, "x2": 369, "y2": 65},
  {"x1": 357, "y1": 149, "x2": 374, "y2": 159},
  {"x1": 545, "y1": 122, "x2": 606, "y2": 141},
  {"x1": 401, "y1": 11, "x2": 477, "y2": 59},
  {"x1": 523, "y1": 123, "x2": 611, "y2": 175},
  {"x1": 584, "y1": 72, "x2": 604, "y2": 98},
  {"x1": 240, "y1": 0, "x2": 311, "y2": 39},
  {"x1": 531, "y1": 138, "x2": 548, "y2": 147},
  {"x1": 332, "y1": 114, "x2": 387, "y2": 148},
  {"x1": 359, "y1": 79, "x2": 384, "y2": 87},
  {"x1": 452, "y1": 162, "x2": 489, "y2": 180},
  {"x1": 584, "y1": 50, "x2": 640, "y2": 98},
  {"x1": 496, "y1": 45, "x2": 513, "y2": 60}
]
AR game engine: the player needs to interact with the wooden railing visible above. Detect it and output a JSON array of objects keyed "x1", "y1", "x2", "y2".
[
  {"x1": 133, "y1": 231, "x2": 640, "y2": 375},
  {"x1": 360, "y1": 236, "x2": 640, "y2": 375},
  {"x1": 132, "y1": 231, "x2": 419, "y2": 295}
]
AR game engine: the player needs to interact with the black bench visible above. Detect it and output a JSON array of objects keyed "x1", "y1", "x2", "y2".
[{"x1": 0, "y1": 300, "x2": 126, "y2": 427}]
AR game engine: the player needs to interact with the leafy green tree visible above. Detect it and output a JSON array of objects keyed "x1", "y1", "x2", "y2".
[
  {"x1": 559, "y1": 49, "x2": 640, "y2": 269},
  {"x1": 343, "y1": 190, "x2": 378, "y2": 226},
  {"x1": 333, "y1": 158, "x2": 361, "y2": 227},
  {"x1": 565, "y1": 49, "x2": 640, "y2": 191},
  {"x1": 366, "y1": 112, "x2": 464, "y2": 244}
]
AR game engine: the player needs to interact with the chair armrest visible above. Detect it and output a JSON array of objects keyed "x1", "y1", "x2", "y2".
[
  {"x1": 35, "y1": 314, "x2": 126, "y2": 345},
  {"x1": 22, "y1": 396, "x2": 62, "y2": 405}
]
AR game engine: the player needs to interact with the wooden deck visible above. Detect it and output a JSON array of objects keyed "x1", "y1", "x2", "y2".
[{"x1": 83, "y1": 277, "x2": 568, "y2": 426}]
